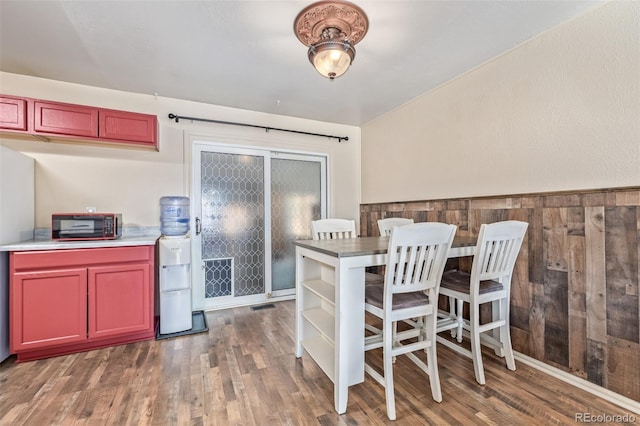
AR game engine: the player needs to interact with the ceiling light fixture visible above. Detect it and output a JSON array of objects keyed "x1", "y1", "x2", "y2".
[{"x1": 294, "y1": 0, "x2": 369, "y2": 80}]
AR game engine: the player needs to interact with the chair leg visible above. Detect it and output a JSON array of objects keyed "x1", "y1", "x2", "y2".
[
  {"x1": 469, "y1": 303, "x2": 486, "y2": 385},
  {"x1": 424, "y1": 315, "x2": 442, "y2": 402},
  {"x1": 448, "y1": 296, "x2": 457, "y2": 339},
  {"x1": 500, "y1": 297, "x2": 516, "y2": 371},
  {"x1": 383, "y1": 322, "x2": 396, "y2": 421},
  {"x1": 456, "y1": 299, "x2": 464, "y2": 343},
  {"x1": 392, "y1": 321, "x2": 398, "y2": 363},
  {"x1": 492, "y1": 299, "x2": 504, "y2": 357}
]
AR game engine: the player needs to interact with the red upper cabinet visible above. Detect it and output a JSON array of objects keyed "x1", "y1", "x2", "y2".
[
  {"x1": 1, "y1": 95, "x2": 158, "y2": 150},
  {"x1": 99, "y1": 109, "x2": 157, "y2": 147},
  {"x1": 0, "y1": 96, "x2": 28, "y2": 131},
  {"x1": 34, "y1": 101, "x2": 99, "y2": 138}
]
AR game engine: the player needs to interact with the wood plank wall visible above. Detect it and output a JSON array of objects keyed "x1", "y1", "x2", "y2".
[{"x1": 360, "y1": 187, "x2": 640, "y2": 402}]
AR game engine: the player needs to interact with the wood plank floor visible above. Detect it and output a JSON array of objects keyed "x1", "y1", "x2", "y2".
[{"x1": 0, "y1": 300, "x2": 636, "y2": 425}]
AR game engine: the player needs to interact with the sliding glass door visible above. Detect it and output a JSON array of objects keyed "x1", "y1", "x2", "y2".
[{"x1": 192, "y1": 143, "x2": 326, "y2": 310}]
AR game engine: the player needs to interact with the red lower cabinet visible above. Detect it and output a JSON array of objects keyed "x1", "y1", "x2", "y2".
[{"x1": 10, "y1": 245, "x2": 155, "y2": 361}]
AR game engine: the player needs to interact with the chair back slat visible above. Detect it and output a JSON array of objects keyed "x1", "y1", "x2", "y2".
[{"x1": 385, "y1": 223, "x2": 457, "y2": 300}]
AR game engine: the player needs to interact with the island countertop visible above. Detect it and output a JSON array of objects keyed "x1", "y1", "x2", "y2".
[{"x1": 294, "y1": 235, "x2": 476, "y2": 258}]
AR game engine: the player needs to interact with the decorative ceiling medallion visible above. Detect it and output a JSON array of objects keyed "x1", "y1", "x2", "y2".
[{"x1": 294, "y1": 0, "x2": 369, "y2": 47}]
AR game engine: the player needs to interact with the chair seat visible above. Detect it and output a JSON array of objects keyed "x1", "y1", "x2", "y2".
[
  {"x1": 365, "y1": 284, "x2": 430, "y2": 310},
  {"x1": 365, "y1": 272, "x2": 384, "y2": 285},
  {"x1": 440, "y1": 270, "x2": 503, "y2": 295}
]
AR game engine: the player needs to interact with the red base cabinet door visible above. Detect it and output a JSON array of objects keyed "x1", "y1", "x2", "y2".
[
  {"x1": 11, "y1": 268, "x2": 88, "y2": 352},
  {"x1": 88, "y1": 263, "x2": 152, "y2": 339}
]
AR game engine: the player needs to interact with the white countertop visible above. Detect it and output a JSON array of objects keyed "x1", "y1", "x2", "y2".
[{"x1": 0, "y1": 234, "x2": 161, "y2": 252}]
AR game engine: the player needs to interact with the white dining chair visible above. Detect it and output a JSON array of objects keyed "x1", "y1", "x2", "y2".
[
  {"x1": 377, "y1": 217, "x2": 414, "y2": 236},
  {"x1": 436, "y1": 220, "x2": 528, "y2": 385},
  {"x1": 310, "y1": 218, "x2": 384, "y2": 285},
  {"x1": 364, "y1": 222, "x2": 457, "y2": 420}
]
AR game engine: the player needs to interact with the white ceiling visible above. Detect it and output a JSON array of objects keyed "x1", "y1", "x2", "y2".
[{"x1": 0, "y1": 0, "x2": 604, "y2": 126}]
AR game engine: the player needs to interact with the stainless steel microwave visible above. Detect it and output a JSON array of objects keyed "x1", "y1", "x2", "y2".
[{"x1": 51, "y1": 213, "x2": 122, "y2": 240}]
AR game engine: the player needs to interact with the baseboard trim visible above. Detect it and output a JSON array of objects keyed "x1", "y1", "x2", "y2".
[
  {"x1": 202, "y1": 294, "x2": 295, "y2": 312},
  {"x1": 514, "y1": 352, "x2": 640, "y2": 415}
]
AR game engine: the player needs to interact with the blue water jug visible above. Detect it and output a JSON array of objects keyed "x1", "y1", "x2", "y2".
[{"x1": 160, "y1": 196, "x2": 190, "y2": 236}]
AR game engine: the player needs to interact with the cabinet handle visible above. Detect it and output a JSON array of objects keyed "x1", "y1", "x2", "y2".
[{"x1": 195, "y1": 217, "x2": 201, "y2": 236}]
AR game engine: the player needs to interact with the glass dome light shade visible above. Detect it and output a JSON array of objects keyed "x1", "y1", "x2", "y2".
[{"x1": 308, "y1": 40, "x2": 356, "y2": 80}]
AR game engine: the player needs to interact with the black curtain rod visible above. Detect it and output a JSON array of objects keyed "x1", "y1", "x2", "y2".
[{"x1": 168, "y1": 113, "x2": 349, "y2": 142}]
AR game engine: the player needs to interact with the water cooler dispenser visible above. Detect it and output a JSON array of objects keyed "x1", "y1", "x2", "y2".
[
  {"x1": 157, "y1": 196, "x2": 207, "y2": 338},
  {"x1": 156, "y1": 197, "x2": 209, "y2": 339},
  {"x1": 158, "y1": 236, "x2": 192, "y2": 334}
]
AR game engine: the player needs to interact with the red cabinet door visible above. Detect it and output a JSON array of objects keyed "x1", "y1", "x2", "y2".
[
  {"x1": 34, "y1": 101, "x2": 99, "y2": 137},
  {"x1": 88, "y1": 263, "x2": 152, "y2": 339},
  {"x1": 0, "y1": 96, "x2": 27, "y2": 131},
  {"x1": 99, "y1": 109, "x2": 157, "y2": 147},
  {"x1": 10, "y1": 268, "x2": 88, "y2": 352}
]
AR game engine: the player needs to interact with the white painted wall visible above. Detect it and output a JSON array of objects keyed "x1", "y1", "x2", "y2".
[
  {"x1": 361, "y1": 1, "x2": 640, "y2": 204},
  {"x1": 0, "y1": 73, "x2": 361, "y2": 228}
]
